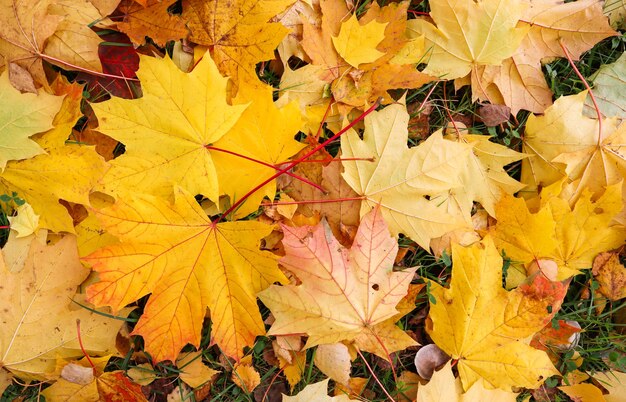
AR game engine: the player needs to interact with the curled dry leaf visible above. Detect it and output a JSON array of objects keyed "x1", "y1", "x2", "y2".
[{"x1": 413, "y1": 344, "x2": 450, "y2": 380}]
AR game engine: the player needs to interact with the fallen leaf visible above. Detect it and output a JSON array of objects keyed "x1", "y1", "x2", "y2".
[
  {"x1": 182, "y1": 0, "x2": 293, "y2": 91},
  {"x1": 585, "y1": 52, "x2": 626, "y2": 118},
  {"x1": 8, "y1": 203, "x2": 39, "y2": 238},
  {"x1": 522, "y1": 91, "x2": 626, "y2": 200},
  {"x1": 592, "y1": 252, "x2": 626, "y2": 301},
  {"x1": 42, "y1": 359, "x2": 147, "y2": 402},
  {"x1": 490, "y1": 181, "x2": 626, "y2": 279},
  {"x1": 594, "y1": 371, "x2": 626, "y2": 402},
  {"x1": 427, "y1": 237, "x2": 565, "y2": 391},
  {"x1": 93, "y1": 54, "x2": 247, "y2": 201},
  {"x1": 0, "y1": 234, "x2": 125, "y2": 381},
  {"x1": 259, "y1": 207, "x2": 417, "y2": 353},
  {"x1": 0, "y1": 70, "x2": 63, "y2": 169},
  {"x1": 45, "y1": 0, "x2": 104, "y2": 73},
  {"x1": 409, "y1": 0, "x2": 528, "y2": 79},
  {"x1": 177, "y1": 351, "x2": 219, "y2": 389},
  {"x1": 83, "y1": 187, "x2": 286, "y2": 361},
  {"x1": 314, "y1": 343, "x2": 351, "y2": 385},
  {"x1": 341, "y1": 102, "x2": 470, "y2": 249},
  {"x1": 116, "y1": 0, "x2": 189, "y2": 47},
  {"x1": 0, "y1": 0, "x2": 61, "y2": 88},
  {"x1": 331, "y1": 14, "x2": 387, "y2": 68},
  {"x1": 211, "y1": 85, "x2": 304, "y2": 218},
  {"x1": 416, "y1": 361, "x2": 519, "y2": 402},
  {"x1": 283, "y1": 379, "x2": 350, "y2": 401},
  {"x1": 232, "y1": 355, "x2": 261, "y2": 392},
  {"x1": 559, "y1": 383, "x2": 606, "y2": 402}
]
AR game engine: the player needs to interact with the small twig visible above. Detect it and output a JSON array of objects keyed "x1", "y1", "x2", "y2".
[
  {"x1": 356, "y1": 349, "x2": 397, "y2": 402},
  {"x1": 76, "y1": 319, "x2": 96, "y2": 374}
]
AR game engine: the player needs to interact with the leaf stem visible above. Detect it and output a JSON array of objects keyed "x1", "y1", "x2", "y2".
[
  {"x1": 76, "y1": 319, "x2": 96, "y2": 373},
  {"x1": 205, "y1": 146, "x2": 324, "y2": 191},
  {"x1": 356, "y1": 348, "x2": 397, "y2": 402},
  {"x1": 215, "y1": 100, "x2": 381, "y2": 223}
]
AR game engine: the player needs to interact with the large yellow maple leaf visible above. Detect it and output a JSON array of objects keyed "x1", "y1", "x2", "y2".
[
  {"x1": 83, "y1": 187, "x2": 287, "y2": 362},
  {"x1": 258, "y1": 208, "x2": 416, "y2": 352},
  {"x1": 427, "y1": 237, "x2": 565, "y2": 391},
  {"x1": 490, "y1": 181, "x2": 626, "y2": 279},
  {"x1": 211, "y1": 86, "x2": 305, "y2": 218},
  {"x1": 93, "y1": 54, "x2": 247, "y2": 201},
  {"x1": 340, "y1": 102, "x2": 472, "y2": 249},
  {"x1": 409, "y1": 0, "x2": 528, "y2": 80},
  {"x1": 522, "y1": 91, "x2": 626, "y2": 199},
  {"x1": 182, "y1": 0, "x2": 294, "y2": 90},
  {"x1": 0, "y1": 233, "x2": 125, "y2": 381}
]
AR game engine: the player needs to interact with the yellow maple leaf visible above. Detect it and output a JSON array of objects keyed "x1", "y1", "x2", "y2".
[
  {"x1": 409, "y1": 0, "x2": 528, "y2": 80},
  {"x1": 93, "y1": 54, "x2": 247, "y2": 202},
  {"x1": 259, "y1": 207, "x2": 416, "y2": 353},
  {"x1": 427, "y1": 237, "x2": 564, "y2": 391},
  {"x1": 0, "y1": 70, "x2": 62, "y2": 169},
  {"x1": 522, "y1": 91, "x2": 626, "y2": 199},
  {"x1": 0, "y1": 234, "x2": 125, "y2": 381},
  {"x1": 283, "y1": 379, "x2": 351, "y2": 401},
  {"x1": 182, "y1": 0, "x2": 294, "y2": 91},
  {"x1": 83, "y1": 187, "x2": 286, "y2": 362},
  {"x1": 331, "y1": 14, "x2": 387, "y2": 68},
  {"x1": 416, "y1": 362, "x2": 519, "y2": 402},
  {"x1": 491, "y1": 181, "x2": 626, "y2": 279},
  {"x1": 211, "y1": 86, "x2": 305, "y2": 218},
  {"x1": 341, "y1": 102, "x2": 471, "y2": 249}
]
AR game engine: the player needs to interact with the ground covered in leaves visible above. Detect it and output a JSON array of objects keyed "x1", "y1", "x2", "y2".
[{"x1": 0, "y1": 0, "x2": 625, "y2": 401}]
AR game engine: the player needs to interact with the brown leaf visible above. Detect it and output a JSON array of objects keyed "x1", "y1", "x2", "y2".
[
  {"x1": 592, "y1": 252, "x2": 626, "y2": 301},
  {"x1": 478, "y1": 103, "x2": 511, "y2": 127}
]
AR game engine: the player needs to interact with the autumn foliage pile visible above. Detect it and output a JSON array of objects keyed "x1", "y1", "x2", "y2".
[{"x1": 0, "y1": 0, "x2": 625, "y2": 400}]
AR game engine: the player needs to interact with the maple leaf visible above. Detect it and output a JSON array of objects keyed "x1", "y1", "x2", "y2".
[
  {"x1": 592, "y1": 252, "x2": 626, "y2": 301},
  {"x1": 0, "y1": 79, "x2": 108, "y2": 233},
  {"x1": 521, "y1": 91, "x2": 626, "y2": 200},
  {"x1": 83, "y1": 187, "x2": 287, "y2": 362},
  {"x1": 210, "y1": 86, "x2": 305, "y2": 218},
  {"x1": 470, "y1": 0, "x2": 617, "y2": 114},
  {"x1": 44, "y1": 0, "x2": 105, "y2": 74},
  {"x1": 409, "y1": 0, "x2": 528, "y2": 80},
  {"x1": 282, "y1": 1, "x2": 433, "y2": 123},
  {"x1": 340, "y1": 102, "x2": 471, "y2": 249},
  {"x1": 490, "y1": 181, "x2": 626, "y2": 279},
  {"x1": 0, "y1": 234, "x2": 125, "y2": 381},
  {"x1": 116, "y1": 0, "x2": 189, "y2": 47},
  {"x1": 0, "y1": 0, "x2": 61, "y2": 89},
  {"x1": 258, "y1": 207, "x2": 416, "y2": 353},
  {"x1": 182, "y1": 0, "x2": 294, "y2": 91},
  {"x1": 427, "y1": 237, "x2": 565, "y2": 391},
  {"x1": 282, "y1": 379, "x2": 351, "y2": 402},
  {"x1": 93, "y1": 54, "x2": 247, "y2": 202},
  {"x1": 41, "y1": 357, "x2": 147, "y2": 402},
  {"x1": 415, "y1": 362, "x2": 519, "y2": 402},
  {"x1": 0, "y1": 70, "x2": 63, "y2": 169},
  {"x1": 331, "y1": 14, "x2": 387, "y2": 68},
  {"x1": 585, "y1": 52, "x2": 626, "y2": 118}
]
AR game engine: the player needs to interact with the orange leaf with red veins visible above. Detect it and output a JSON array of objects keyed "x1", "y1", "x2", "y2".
[
  {"x1": 531, "y1": 320, "x2": 582, "y2": 352},
  {"x1": 83, "y1": 187, "x2": 286, "y2": 362},
  {"x1": 258, "y1": 207, "x2": 416, "y2": 353}
]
